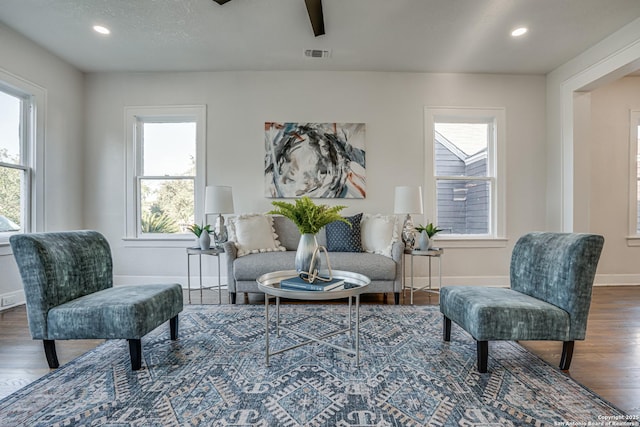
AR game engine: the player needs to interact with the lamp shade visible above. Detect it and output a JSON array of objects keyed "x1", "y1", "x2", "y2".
[
  {"x1": 204, "y1": 186, "x2": 234, "y2": 214},
  {"x1": 394, "y1": 186, "x2": 423, "y2": 214}
]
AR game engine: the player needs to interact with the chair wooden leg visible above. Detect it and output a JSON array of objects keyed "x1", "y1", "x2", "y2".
[
  {"x1": 128, "y1": 339, "x2": 142, "y2": 370},
  {"x1": 43, "y1": 340, "x2": 59, "y2": 369},
  {"x1": 170, "y1": 315, "x2": 179, "y2": 340},
  {"x1": 559, "y1": 340, "x2": 575, "y2": 370},
  {"x1": 394, "y1": 292, "x2": 400, "y2": 305},
  {"x1": 443, "y1": 316, "x2": 451, "y2": 341},
  {"x1": 230, "y1": 292, "x2": 237, "y2": 304},
  {"x1": 477, "y1": 340, "x2": 488, "y2": 373}
]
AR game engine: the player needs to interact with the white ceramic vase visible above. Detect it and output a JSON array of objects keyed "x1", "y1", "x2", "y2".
[
  {"x1": 418, "y1": 230, "x2": 431, "y2": 251},
  {"x1": 199, "y1": 232, "x2": 211, "y2": 250}
]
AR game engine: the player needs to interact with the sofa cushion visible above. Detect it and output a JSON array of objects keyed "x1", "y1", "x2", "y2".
[
  {"x1": 361, "y1": 214, "x2": 400, "y2": 258},
  {"x1": 233, "y1": 251, "x2": 297, "y2": 281},
  {"x1": 272, "y1": 216, "x2": 301, "y2": 251},
  {"x1": 228, "y1": 214, "x2": 286, "y2": 257},
  {"x1": 326, "y1": 213, "x2": 363, "y2": 252},
  {"x1": 326, "y1": 252, "x2": 397, "y2": 280}
]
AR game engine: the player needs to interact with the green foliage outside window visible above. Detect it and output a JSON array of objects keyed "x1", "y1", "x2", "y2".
[
  {"x1": 140, "y1": 176, "x2": 194, "y2": 234},
  {"x1": 140, "y1": 211, "x2": 180, "y2": 233},
  {"x1": 0, "y1": 148, "x2": 21, "y2": 227}
]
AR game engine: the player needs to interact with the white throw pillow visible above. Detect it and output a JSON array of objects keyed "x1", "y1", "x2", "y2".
[
  {"x1": 360, "y1": 214, "x2": 400, "y2": 258},
  {"x1": 227, "y1": 214, "x2": 286, "y2": 257}
]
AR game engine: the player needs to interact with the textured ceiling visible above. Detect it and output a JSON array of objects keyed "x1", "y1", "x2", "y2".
[{"x1": 1, "y1": 0, "x2": 640, "y2": 74}]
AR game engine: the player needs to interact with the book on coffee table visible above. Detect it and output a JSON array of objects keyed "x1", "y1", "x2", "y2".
[{"x1": 280, "y1": 276, "x2": 345, "y2": 291}]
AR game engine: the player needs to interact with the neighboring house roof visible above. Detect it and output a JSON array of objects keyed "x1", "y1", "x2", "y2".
[{"x1": 435, "y1": 130, "x2": 487, "y2": 164}]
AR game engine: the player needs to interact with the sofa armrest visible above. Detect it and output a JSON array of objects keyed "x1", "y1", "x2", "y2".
[
  {"x1": 222, "y1": 241, "x2": 237, "y2": 293},
  {"x1": 391, "y1": 240, "x2": 404, "y2": 263}
]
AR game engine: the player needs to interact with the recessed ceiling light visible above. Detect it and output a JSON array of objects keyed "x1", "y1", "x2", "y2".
[
  {"x1": 511, "y1": 27, "x2": 528, "y2": 37},
  {"x1": 93, "y1": 25, "x2": 111, "y2": 35}
]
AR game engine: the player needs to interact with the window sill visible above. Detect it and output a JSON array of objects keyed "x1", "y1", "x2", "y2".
[
  {"x1": 433, "y1": 237, "x2": 509, "y2": 249},
  {"x1": 122, "y1": 236, "x2": 197, "y2": 249},
  {"x1": 626, "y1": 236, "x2": 640, "y2": 247}
]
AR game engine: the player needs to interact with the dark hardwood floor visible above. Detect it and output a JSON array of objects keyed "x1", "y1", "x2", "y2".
[{"x1": 1, "y1": 286, "x2": 639, "y2": 414}]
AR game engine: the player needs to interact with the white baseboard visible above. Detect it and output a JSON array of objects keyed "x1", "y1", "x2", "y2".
[
  {"x1": 593, "y1": 273, "x2": 640, "y2": 286},
  {"x1": 116, "y1": 274, "x2": 640, "y2": 290},
  {"x1": 114, "y1": 275, "x2": 230, "y2": 288},
  {"x1": 0, "y1": 289, "x2": 25, "y2": 311},
  {"x1": 406, "y1": 274, "x2": 640, "y2": 289},
  {"x1": 405, "y1": 275, "x2": 509, "y2": 288}
]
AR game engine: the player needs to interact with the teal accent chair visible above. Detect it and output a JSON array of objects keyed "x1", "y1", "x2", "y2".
[
  {"x1": 440, "y1": 232, "x2": 604, "y2": 373},
  {"x1": 10, "y1": 230, "x2": 183, "y2": 370}
]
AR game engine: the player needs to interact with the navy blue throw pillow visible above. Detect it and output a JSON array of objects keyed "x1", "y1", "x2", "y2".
[{"x1": 326, "y1": 213, "x2": 363, "y2": 252}]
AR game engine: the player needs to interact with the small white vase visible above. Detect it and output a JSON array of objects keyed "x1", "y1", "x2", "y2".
[
  {"x1": 418, "y1": 230, "x2": 430, "y2": 251},
  {"x1": 199, "y1": 232, "x2": 211, "y2": 250}
]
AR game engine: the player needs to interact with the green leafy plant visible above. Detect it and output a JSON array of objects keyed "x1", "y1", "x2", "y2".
[
  {"x1": 415, "y1": 223, "x2": 442, "y2": 238},
  {"x1": 187, "y1": 223, "x2": 212, "y2": 237},
  {"x1": 141, "y1": 211, "x2": 180, "y2": 233},
  {"x1": 268, "y1": 196, "x2": 349, "y2": 235}
]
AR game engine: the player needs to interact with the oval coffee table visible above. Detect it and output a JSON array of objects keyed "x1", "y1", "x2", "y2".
[{"x1": 256, "y1": 269, "x2": 370, "y2": 367}]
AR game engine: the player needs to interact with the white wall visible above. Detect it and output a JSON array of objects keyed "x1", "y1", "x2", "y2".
[
  {"x1": 546, "y1": 18, "x2": 640, "y2": 232},
  {"x1": 588, "y1": 77, "x2": 640, "y2": 283},
  {"x1": 84, "y1": 71, "x2": 546, "y2": 286},
  {"x1": 0, "y1": 23, "x2": 85, "y2": 306}
]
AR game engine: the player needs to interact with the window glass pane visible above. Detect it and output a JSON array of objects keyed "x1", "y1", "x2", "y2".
[
  {"x1": 0, "y1": 166, "x2": 24, "y2": 232},
  {"x1": 436, "y1": 179, "x2": 489, "y2": 235},
  {"x1": 140, "y1": 178, "x2": 194, "y2": 234},
  {"x1": 142, "y1": 122, "x2": 196, "y2": 176},
  {"x1": 0, "y1": 91, "x2": 22, "y2": 165},
  {"x1": 435, "y1": 122, "x2": 488, "y2": 177}
]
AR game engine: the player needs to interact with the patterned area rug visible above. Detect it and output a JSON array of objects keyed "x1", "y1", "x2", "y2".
[{"x1": 0, "y1": 304, "x2": 631, "y2": 426}]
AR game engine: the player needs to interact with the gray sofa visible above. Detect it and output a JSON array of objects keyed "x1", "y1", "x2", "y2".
[{"x1": 223, "y1": 216, "x2": 404, "y2": 304}]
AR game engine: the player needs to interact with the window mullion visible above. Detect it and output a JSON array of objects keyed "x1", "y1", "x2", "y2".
[{"x1": 435, "y1": 176, "x2": 490, "y2": 181}]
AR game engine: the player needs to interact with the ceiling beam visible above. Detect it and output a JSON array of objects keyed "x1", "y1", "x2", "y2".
[{"x1": 304, "y1": 0, "x2": 325, "y2": 37}]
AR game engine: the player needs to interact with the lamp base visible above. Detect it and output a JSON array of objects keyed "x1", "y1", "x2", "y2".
[
  {"x1": 401, "y1": 214, "x2": 416, "y2": 250},
  {"x1": 215, "y1": 214, "x2": 228, "y2": 245}
]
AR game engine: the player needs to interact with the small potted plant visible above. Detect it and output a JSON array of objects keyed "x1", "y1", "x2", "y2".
[
  {"x1": 187, "y1": 223, "x2": 213, "y2": 250},
  {"x1": 414, "y1": 223, "x2": 442, "y2": 251}
]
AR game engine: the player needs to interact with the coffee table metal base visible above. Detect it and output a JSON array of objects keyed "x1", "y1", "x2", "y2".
[{"x1": 264, "y1": 295, "x2": 361, "y2": 367}]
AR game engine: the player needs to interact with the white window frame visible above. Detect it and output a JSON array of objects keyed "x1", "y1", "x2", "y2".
[
  {"x1": 124, "y1": 105, "x2": 206, "y2": 246},
  {"x1": 627, "y1": 110, "x2": 640, "y2": 246},
  {"x1": 424, "y1": 107, "x2": 507, "y2": 248},
  {"x1": 0, "y1": 69, "x2": 45, "y2": 255}
]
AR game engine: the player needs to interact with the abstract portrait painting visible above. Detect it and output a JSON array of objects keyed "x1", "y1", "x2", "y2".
[{"x1": 265, "y1": 122, "x2": 366, "y2": 198}]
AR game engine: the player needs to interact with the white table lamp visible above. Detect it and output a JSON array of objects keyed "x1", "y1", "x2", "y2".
[
  {"x1": 205, "y1": 185, "x2": 235, "y2": 244},
  {"x1": 394, "y1": 186, "x2": 423, "y2": 249}
]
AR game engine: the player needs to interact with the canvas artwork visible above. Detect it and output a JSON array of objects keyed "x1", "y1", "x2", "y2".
[{"x1": 264, "y1": 122, "x2": 366, "y2": 198}]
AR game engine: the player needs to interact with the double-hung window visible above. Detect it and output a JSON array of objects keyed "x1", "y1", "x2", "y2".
[
  {"x1": 125, "y1": 106, "x2": 206, "y2": 241},
  {"x1": 0, "y1": 74, "x2": 44, "y2": 249},
  {"x1": 425, "y1": 107, "x2": 506, "y2": 244}
]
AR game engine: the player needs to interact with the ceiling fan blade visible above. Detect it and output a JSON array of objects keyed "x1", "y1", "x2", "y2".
[
  {"x1": 304, "y1": 0, "x2": 325, "y2": 37},
  {"x1": 212, "y1": 0, "x2": 232, "y2": 4}
]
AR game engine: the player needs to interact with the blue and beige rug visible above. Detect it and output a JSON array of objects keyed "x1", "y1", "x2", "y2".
[{"x1": 0, "y1": 304, "x2": 632, "y2": 426}]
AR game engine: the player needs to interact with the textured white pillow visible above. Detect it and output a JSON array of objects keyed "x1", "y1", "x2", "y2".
[
  {"x1": 227, "y1": 214, "x2": 286, "y2": 257},
  {"x1": 360, "y1": 214, "x2": 400, "y2": 258}
]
